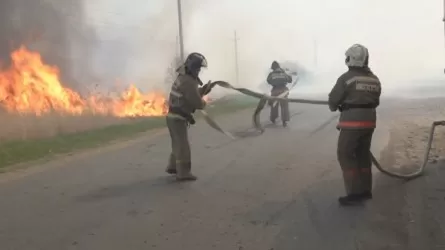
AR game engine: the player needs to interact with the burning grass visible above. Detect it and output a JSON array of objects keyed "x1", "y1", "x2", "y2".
[
  {"x1": 0, "y1": 46, "x2": 168, "y2": 117},
  {"x1": 0, "y1": 96, "x2": 258, "y2": 171},
  {"x1": 0, "y1": 45, "x2": 258, "y2": 170}
]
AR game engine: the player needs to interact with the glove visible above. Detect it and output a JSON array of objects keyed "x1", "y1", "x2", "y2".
[
  {"x1": 189, "y1": 117, "x2": 196, "y2": 125},
  {"x1": 329, "y1": 105, "x2": 337, "y2": 112},
  {"x1": 184, "y1": 113, "x2": 196, "y2": 125},
  {"x1": 199, "y1": 80, "x2": 216, "y2": 96}
]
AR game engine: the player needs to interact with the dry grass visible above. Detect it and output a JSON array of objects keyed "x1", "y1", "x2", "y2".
[
  {"x1": 0, "y1": 94, "x2": 256, "y2": 142},
  {"x1": 382, "y1": 97, "x2": 445, "y2": 169},
  {"x1": 0, "y1": 95, "x2": 258, "y2": 169},
  {"x1": 0, "y1": 112, "x2": 140, "y2": 142}
]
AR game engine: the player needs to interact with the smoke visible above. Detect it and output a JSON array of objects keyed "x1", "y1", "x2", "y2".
[
  {"x1": 85, "y1": 0, "x2": 443, "y2": 98},
  {"x1": 4, "y1": 0, "x2": 438, "y2": 99},
  {"x1": 178, "y1": 0, "x2": 444, "y2": 98},
  {"x1": 83, "y1": 0, "x2": 203, "y2": 93},
  {"x1": 0, "y1": 0, "x2": 97, "y2": 95}
]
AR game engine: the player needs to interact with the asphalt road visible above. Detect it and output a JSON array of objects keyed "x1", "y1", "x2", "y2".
[{"x1": 0, "y1": 103, "x2": 443, "y2": 250}]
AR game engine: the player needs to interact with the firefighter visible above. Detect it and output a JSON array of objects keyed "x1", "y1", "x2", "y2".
[
  {"x1": 328, "y1": 44, "x2": 382, "y2": 206},
  {"x1": 165, "y1": 52, "x2": 215, "y2": 181},
  {"x1": 267, "y1": 61, "x2": 293, "y2": 127}
]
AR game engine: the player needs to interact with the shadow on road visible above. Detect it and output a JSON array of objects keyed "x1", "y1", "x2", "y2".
[
  {"x1": 75, "y1": 176, "x2": 184, "y2": 203},
  {"x1": 262, "y1": 161, "x2": 445, "y2": 250}
]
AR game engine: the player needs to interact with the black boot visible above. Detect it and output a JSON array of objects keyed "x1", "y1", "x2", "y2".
[
  {"x1": 165, "y1": 168, "x2": 177, "y2": 174},
  {"x1": 358, "y1": 191, "x2": 373, "y2": 200},
  {"x1": 282, "y1": 121, "x2": 287, "y2": 127},
  {"x1": 176, "y1": 162, "x2": 198, "y2": 182},
  {"x1": 338, "y1": 194, "x2": 363, "y2": 206},
  {"x1": 166, "y1": 154, "x2": 177, "y2": 174},
  {"x1": 176, "y1": 173, "x2": 197, "y2": 181}
]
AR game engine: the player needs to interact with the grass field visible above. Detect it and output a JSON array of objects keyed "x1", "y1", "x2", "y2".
[{"x1": 0, "y1": 95, "x2": 258, "y2": 170}]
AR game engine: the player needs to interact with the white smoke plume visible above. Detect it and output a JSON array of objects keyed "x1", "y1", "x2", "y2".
[{"x1": 85, "y1": 0, "x2": 443, "y2": 98}]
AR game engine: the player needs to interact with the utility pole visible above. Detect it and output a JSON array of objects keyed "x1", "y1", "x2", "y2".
[
  {"x1": 177, "y1": 0, "x2": 185, "y2": 62},
  {"x1": 443, "y1": 0, "x2": 445, "y2": 73},
  {"x1": 175, "y1": 35, "x2": 179, "y2": 58},
  {"x1": 234, "y1": 30, "x2": 240, "y2": 85},
  {"x1": 313, "y1": 38, "x2": 318, "y2": 70}
]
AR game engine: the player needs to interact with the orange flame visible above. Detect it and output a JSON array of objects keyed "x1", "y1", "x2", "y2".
[
  {"x1": 0, "y1": 46, "x2": 168, "y2": 117},
  {"x1": 202, "y1": 95, "x2": 210, "y2": 103}
]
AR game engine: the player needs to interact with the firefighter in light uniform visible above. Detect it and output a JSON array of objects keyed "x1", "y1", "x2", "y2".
[
  {"x1": 267, "y1": 61, "x2": 293, "y2": 127},
  {"x1": 165, "y1": 52, "x2": 214, "y2": 181},
  {"x1": 328, "y1": 44, "x2": 382, "y2": 206}
]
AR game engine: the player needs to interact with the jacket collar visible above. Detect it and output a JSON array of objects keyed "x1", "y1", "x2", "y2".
[{"x1": 176, "y1": 65, "x2": 204, "y2": 85}]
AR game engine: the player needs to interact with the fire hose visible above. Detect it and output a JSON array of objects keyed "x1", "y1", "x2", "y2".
[{"x1": 200, "y1": 80, "x2": 445, "y2": 180}]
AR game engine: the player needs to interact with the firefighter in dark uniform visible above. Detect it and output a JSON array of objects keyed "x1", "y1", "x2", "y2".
[
  {"x1": 267, "y1": 61, "x2": 293, "y2": 127},
  {"x1": 165, "y1": 52, "x2": 215, "y2": 181},
  {"x1": 328, "y1": 44, "x2": 382, "y2": 206}
]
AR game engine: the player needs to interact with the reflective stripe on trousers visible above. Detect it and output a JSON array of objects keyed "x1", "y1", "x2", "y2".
[{"x1": 338, "y1": 121, "x2": 376, "y2": 128}]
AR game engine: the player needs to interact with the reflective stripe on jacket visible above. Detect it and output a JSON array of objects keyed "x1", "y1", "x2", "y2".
[{"x1": 328, "y1": 67, "x2": 381, "y2": 130}]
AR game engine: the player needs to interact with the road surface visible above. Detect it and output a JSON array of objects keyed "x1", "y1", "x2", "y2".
[{"x1": 0, "y1": 103, "x2": 444, "y2": 250}]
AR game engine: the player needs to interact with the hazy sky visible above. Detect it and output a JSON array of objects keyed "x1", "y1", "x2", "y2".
[{"x1": 83, "y1": 0, "x2": 444, "y2": 95}]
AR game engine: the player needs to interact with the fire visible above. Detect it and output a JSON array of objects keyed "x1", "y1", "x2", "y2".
[
  {"x1": 0, "y1": 46, "x2": 168, "y2": 117},
  {"x1": 203, "y1": 95, "x2": 210, "y2": 103},
  {"x1": 111, "y1": 85, "x2": 168, "y2": 117}
]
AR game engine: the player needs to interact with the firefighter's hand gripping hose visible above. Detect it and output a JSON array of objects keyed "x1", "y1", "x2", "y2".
[{"x1": 199, "y1": 81, "x2": 445, "y2": 180}]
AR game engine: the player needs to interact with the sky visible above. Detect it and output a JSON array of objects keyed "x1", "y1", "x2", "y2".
[{"x1": 82, "y1": 0, "x2": 444, "y2": 96}]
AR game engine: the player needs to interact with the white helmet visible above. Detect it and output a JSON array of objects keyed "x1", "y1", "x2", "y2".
[{"x1": 345, "y1": 44, "x2": 369, "y2": 67}]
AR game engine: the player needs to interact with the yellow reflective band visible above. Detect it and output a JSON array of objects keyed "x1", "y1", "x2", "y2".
[
  {"x1": 345, "y1": 76, "x2": 380, "y2": 86},
  {"x1": 271, "y1": 73, "x2": 287, "y2": 80},
  {"x1": 356, "y1": 83, "x2": 380, "y2": 92},
  {"x1": 167, "y1": 113, "x2": 186, "y2": 120},
  {"x1": 175, "y1": 160, "x2": 190, "y2": 164},
  {"x1": 170, "y1": 90, "x2": 183, "y2": 97}
]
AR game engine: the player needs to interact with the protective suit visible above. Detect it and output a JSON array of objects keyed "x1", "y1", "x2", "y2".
[
  {"x1": 165, "y1": 52, "x2": 214, "y2": 181},
  {"x1": 267, "y1": 61, "x2": 293, "y2": 127},
  {"x1": 328, "y1": 44, "x2": 382, "y2": 206}
]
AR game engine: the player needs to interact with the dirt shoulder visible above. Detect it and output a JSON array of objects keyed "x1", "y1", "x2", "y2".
[
  {"x1": 367, "y1": 97, "x2": 445, "y2": 249},
  {"x1": 381, "y1": 97, "x2": 445, "y2": 171}
]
